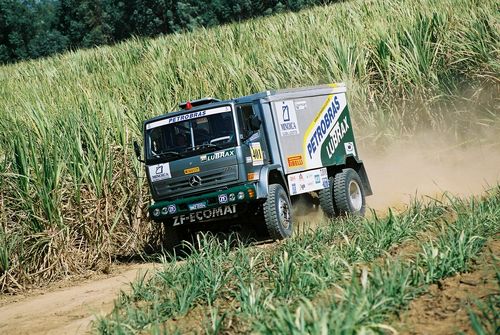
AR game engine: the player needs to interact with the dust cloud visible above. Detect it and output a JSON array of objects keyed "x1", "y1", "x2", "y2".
[
  {"x1": 292, "y1": 196, "x2": 326, "y2": 229},
  {"x1": 361, "y1": 84, "x2": 500, "y2": 211},
  {"x1": 293, "y1": 129, "x2": 500, "y2": 224},
  {"x1": 361, "y1": 131, "x2": 500, "y2": 211}
]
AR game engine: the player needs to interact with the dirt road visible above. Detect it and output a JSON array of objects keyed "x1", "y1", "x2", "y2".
[{"x1": 0, "y1": 263, "x2": 157, "y2": 335}]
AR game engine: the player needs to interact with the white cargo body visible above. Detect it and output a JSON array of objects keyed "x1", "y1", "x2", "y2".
[{"x1": 260, "y1": 84, "x2": 359, "y2": 196}]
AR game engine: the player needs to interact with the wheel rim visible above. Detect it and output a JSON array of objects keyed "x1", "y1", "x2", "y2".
[
  {"x1": 348, "y1": 180, "x2": 363, "y2": 211},
  {"x1": 278, "y1": 194, "x2": 291, "y2": 229}
]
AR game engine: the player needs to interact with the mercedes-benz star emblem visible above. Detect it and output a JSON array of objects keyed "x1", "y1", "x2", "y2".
[{"x1": 189, "y1": 175, "x2": 202, "y2": 187}]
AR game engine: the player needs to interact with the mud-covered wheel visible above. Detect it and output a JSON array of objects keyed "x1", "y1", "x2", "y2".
[
  {"x1": 263, "y1": 183, "x2": 293, "y2": 240},
  {"x1": 318, "y1": 177, "x2": 337, "y2": 217},
  {"x1": 319, "y1": 168, "x2": 366, "y2": 217}
]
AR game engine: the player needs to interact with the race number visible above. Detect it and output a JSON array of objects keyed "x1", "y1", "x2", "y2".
[{"x1": 250, "y1": 142, "x2": 264, "y2": 166}]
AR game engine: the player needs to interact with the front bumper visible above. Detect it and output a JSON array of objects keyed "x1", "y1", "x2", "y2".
[{"x1": 149, "y1": 183, "x2": 257, "y2": 222}]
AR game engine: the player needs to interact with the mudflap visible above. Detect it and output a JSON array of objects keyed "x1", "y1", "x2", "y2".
[{"x1": 356, "y1": 163, "x2": 373, "y2": 196}]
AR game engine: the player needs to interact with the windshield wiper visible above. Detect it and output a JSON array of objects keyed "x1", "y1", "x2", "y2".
[
  {"x1": 185, "y1": 143, "x2": 222, "y2": 153},
  {"x1": 154, "y1": 151, "x2": 183, "y2": 159},
  {"x1": 200, "y1": 143, "x2": 222, "y2": 150}
]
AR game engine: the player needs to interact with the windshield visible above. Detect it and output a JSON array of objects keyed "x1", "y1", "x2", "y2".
[{"x1": 146, "y1": 106, "x2": 236, "y2": 161}]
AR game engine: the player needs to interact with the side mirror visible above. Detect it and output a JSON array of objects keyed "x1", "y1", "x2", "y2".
[
  {"x1": 133, "y1": 141, "x2": 143, "y2": 162},
  {"x1": 249, "y1": 115, "x2": 262, "y2": 131}
]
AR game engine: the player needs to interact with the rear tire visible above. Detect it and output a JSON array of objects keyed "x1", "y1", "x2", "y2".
[
  {"x1": 319, "y1": 168, "x2": 366, "y2": 217},
  {"x1": 319, "y1": 177, "x2": 337, "y2": 217},
  {"x1": 263, "y1": 184, "x2": 293, "y2": 240}
]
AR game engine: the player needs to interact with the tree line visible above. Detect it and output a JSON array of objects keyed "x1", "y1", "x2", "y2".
[{"x1": 0, "y1": 0, "x2": 332, "y2": 64}]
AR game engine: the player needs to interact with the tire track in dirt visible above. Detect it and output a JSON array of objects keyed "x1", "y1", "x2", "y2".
[{"x1": 0, "y1": 263, "x2": 157, "y2": 335}]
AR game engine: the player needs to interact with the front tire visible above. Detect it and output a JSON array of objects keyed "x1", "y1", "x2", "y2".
[
  {"x1": 162, "y1": 225, "x2": 190, "y2": 256},
  {"x1": 319, "y1": 168, "x2": 366, "y2": 217},
  {"x1": 263, "y1": 184, "x2": 293, "y2": 240}
]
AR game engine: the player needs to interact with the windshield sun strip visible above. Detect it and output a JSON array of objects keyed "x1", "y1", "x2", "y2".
[
  {"x1": 146, "y1": 106, "x2": 232, "y2": 130},
  {"x1": 146, "y1": 110, "x2": 238, "y2": 161}
]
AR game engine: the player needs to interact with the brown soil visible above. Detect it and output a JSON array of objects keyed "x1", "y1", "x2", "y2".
[
  {"x1": 0, "y1": 262, "x2": 157, "y2": 335},
  {"x1": 397, "y1": 239, "x2": 500, "y2": 335}
]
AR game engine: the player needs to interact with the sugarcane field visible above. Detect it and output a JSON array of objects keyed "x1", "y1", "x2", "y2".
[{"x1": 0, "y1": 0, "x2": 499, "y2": 334}]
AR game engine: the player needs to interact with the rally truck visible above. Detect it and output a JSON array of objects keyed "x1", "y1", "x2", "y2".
[{"x1": 134, "y1": 83, "x2": 372, "y2": 245}]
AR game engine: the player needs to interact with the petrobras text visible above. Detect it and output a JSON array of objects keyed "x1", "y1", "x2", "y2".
[
  {"x1": 146, "y1": 106, "x2": 231, "y2": 129},
  {"x1": 303, "y1": 93, "x2": 347, "y2": 168}
]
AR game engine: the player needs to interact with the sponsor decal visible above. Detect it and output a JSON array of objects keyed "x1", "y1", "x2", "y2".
[
  {"x1": 287, "y1": 154, "x2": 304, "y2": 168},
  {"x1": 188, "y1": 201, "x2": 207, "y2": 211},
  {"x1": 218, "y1": 194, "x2": 228, "y2": 204},
  {"x1": 305, "y1": 95, "x2": 341, "y2": 160},
  {"x1": 146, "y1": 106, "x2": 231, "y2": 129},
  {"x1": 229, "y1": 193, "x2": 236, "y2": 201},
  {"x1": 324, "y1": 117, "x2": 350, "y2": 159},
  {"x1": 148, "y1": 163, "x2": 172, "y2": 182},
  {"x1": 250, "y1": 142, "x2": 264, "y2": 166},
  {"x1": 287, "y1": 168, "x2": 329, "y2": 196},
  {"x1": 322, "y1": 178, "x2": 329, "y2": 188},
  {"x1": 184, "y1": 166, "x2": 200, "y2": 174},
  {"x1": 275, "y1": 100, "x2": 300, "y2": 136},
  {"x1": 200, "y1": 149, "x2": 235, "y2": 162},
  {"x1": 314, "y1": 174, "x2": 320, "y2": 183},
  {"x1": 303, "y1": 93, "x2": 349, "y2": 168},
  {"x1": 173, "y1": 204, "x2": 237, "y2": 225},
  {"x1": 168, "y1": 205, "x2": 177, "y2": 214},
  {"x1": 295, "y1": 101, "x2": 307, "y2": 111},
  {"x1": 344, "y1": 141, "x2": 356, "y2": 156},
  {"x1": 168, "y1": 110, "x2": 206, "y2": 124}
]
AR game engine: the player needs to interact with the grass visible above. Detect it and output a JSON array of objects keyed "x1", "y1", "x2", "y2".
[
  {"x1": 466, "y1": 253, "x2": 500, "y2": 335},
  {"x1": 95, "y1": 198, "x2": 443, "y2": 332},
  {"x1": 468, "y1": 289, "x2": 499, "y2": 335},
  {"x1": 0, "y1": 0, "x2": 498, "y2": 292},
  {"x1": 96, "y1": 188, "x2": 500, "y2": 334}
]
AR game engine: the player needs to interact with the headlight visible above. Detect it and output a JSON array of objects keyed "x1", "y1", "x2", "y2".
[
  {"x1": 153, "y1": 208, "x2": 161, "y2": 217},
  {"x1": 237, "y1": 191, "x2": 245, "y2": 200}
]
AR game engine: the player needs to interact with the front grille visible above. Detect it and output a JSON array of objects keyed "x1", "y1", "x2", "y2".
[{"x1": 154, "y1": 165, "x2": 239, "y2": 198}]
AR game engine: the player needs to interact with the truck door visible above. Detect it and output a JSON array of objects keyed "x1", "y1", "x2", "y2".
[{"x1": 236, "y1": 104, "x2": 269, "y2": 178}]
